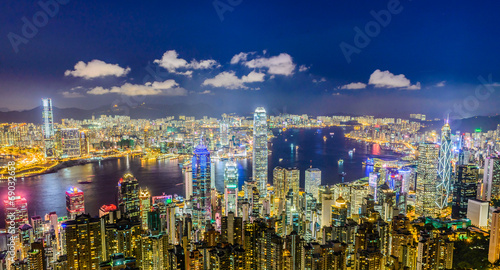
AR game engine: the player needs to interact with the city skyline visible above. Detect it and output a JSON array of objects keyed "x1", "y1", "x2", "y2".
[{"x1": 2, "y1": 1, "x2": 500, "y2": 269}]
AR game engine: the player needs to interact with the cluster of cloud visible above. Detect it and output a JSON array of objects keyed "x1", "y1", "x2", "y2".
[
  {"x1": 202, "y1": 71, "x2": 265, "y2": 89},
  {"x1": 153, "y1": 50, "x2": 220, "y2": 77},
  {"x1": 313, "y1": 78, "x2": 327, "y2": 84},
  {"x1": 64, "y1": 60, "x2": 131, "y2": 79},
  {"x1": 62, "y1": 50, "x2": 305, "y2": 97},
  {"x1": 340, "y1": 69, "x2": 421, "y2": 90},
  {"x1": 87, "y1": 80, "x2": 186, "y2": 96}
]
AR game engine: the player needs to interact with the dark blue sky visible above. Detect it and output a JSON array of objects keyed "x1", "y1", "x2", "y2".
[{"x1": 1, "y1": 0, "x2": 500, "y2": 118}]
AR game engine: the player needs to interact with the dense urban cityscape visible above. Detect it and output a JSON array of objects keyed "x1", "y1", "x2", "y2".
[
  {"x1": 3, "y1": 0, "x2": 500, "y2": 269},
  {"x1": 0, "y1": 98, "x2": 499, "y2": 269}
]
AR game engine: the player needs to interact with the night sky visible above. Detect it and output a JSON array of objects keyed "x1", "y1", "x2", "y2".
[{"x1": 1, "y1": 0, "x2": 500, "y2": 118}]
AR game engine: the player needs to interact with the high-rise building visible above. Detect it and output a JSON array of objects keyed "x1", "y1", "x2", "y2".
[
  {"x1": 60, "y1": 128, "x2": 81, "y2": 158},
  {"x1": 452, "y1": 165, "x2": 479, "y2": 219},
  {"x1": 66, "y1": 187, "x2": 85, "y2": 220},
  {"x1": 490, "y1": 209, "x2": 500, "y2": 264},
  {"x1": 41, "y1": 98, "x2": 54, "y2": 139},
  {"x1": 224, "y1": 161, "x2": 238, "y2": 216},
  {"x1": 42, "y1": 98, "x2": 56, "y2": 158},
  {"x1": 139, "y1": 188, "x2": 151, "y2": 231},
  {"x1": 253, "y1": 107, "x2": 268, "y2": 197},
  {"x1": 220, "y1": 118, "x2": 229, "y2": 146},
  {"x1": 305, "y1": 168, "x2": 321, "y2": 201},
  {"x1": 104, "y1": 218, "x2": 142, "y2": 260},
  {"x1": 286, "y1": 167, "x2": 300, "y2": 210},
  {"x1": 192, "y1": 140, "x2": 212, "y2": 228},
  {"x1": 273, "y1": 166, "x2": 287, "y2": 212},
  {"x1": 4, "y1": 195, "x2": 28, "y2": 230},
  {"x1": 480, "y1": 157, "x2": 500, "y2": 201},
  {"x1": 63, "y1": 214, "x2": 102, "y2": 269},
  {"x1": 437, "y1": 122, "x2": 453, "y2": 209},
  {"x1": 117, "y1": 173, "x2": 140, "y2": 219},
  {"x1": 416, "y1": 143, "x2": 440, "y2": 218}
]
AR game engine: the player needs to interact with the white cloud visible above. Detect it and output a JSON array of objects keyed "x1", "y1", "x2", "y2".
[
  {"x1": 340, "y1": 82, "x2": 367, "y2": 89},
  {"x1": 230, "y1": 52, "x2": 255, "y2": 64},
  {"x1": 368, "y1": 69, "x2": 420, "y2": 90},
  {"x1": 435, "y1": 81, "x2": 446, "y2": 87},
  {"x1": 61, "y1": 91, "x2": 84, "y2": 98},
  {"x1": 200, "y1": 90, "x2": 212, "y2": 95},
  {"x1": 87, "y1": 80, "x2": 186, "y2": 96},
  {"x1": 486, "y1": 82, "x2": 500, "y2": 87},
  {"x1": 202, "y1": 71, "x2": 265, "y2": 89},
  {"x1": 235, "y1": 53, "x2": 296, "y2": 76},
  {"x1": 153, "y1": 50, "x2": 220, "y2": 76},
  {"x1": 313, "y1": 78, "x2": 327, "y2": 83},
  {"x1": 299, "y1": 65, "x2": 309, "y2": 72},
  {"x1": 65, "y1": 60, "x2": 131, "y2": 79}
]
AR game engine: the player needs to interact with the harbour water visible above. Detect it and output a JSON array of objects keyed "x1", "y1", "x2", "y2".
[{"x1": 0, "y1": 127, "x2": 399, "y2": 226}]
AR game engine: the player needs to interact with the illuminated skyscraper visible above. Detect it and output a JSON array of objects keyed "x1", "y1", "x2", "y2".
[
  {"x1": 490, "y1": 209, "x2": 500, "y2": 264},
  {"x1": 66, "y1": 187, "x2": 85, "y2": 220},
  {"x1": 452, "y1": 165, "x2": 479, "y2": 219},
  {"x1": 286, "y1": 167, "x2": 300, "y2": 210},
  {"x1": 4, "y1": 195, "x2": 28, "y2": 230},
  {"x1": 480, "y1": 157, "x2": 500, "y2": 201},
  {"x1": 41, "y1": 98, "x2": 54, "y2": 139},
  {"x1": 436, "y1": 122, "x2": 452, "y2": 209},
  {"x1": 305, "y1": 168, "x2": 321, "y2": 201},
  {"x1": 42, "y1": 98, "x2": 56, "y2": 158},
  {"x1": 117, "y1": 173, "x2": 140, "y2": 219},
  {"x1": 220, "y1": 118, "x2": 229, "y2": 147},
  {"x1": 224, "y1": 161, "x2": 238, "y2": 216},
  {"x1": 139, "y1": 189, "x2": 151, "y2": 230},
  {"x1": 192, "y1": 140, "x2": 212, "y2": 228},
  {"x1": 60, "y1": 128, "x2": 81, "y2": 158},
  {"x1": 416, "y1": 143, "x2": 440, "y2": 217},
  {"x1": 63, "y1": 214, "x2": 102, "y2": 270},
  {"x1": 253, "y1": 107, "x2": 268, "y2": 197}
]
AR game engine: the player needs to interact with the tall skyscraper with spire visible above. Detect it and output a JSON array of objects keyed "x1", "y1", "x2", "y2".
[
  {"x1": 192, "y1": 137, "x2": 212, "y2": 229},
  {"x1": 437, "y1": 122, "x2": 452, "y2": 209},
  {"x1": 253, "y1": 107, "x2": 268, "y2": 197}
]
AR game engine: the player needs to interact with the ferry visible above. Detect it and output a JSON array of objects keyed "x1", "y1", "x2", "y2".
[
  {"x1": 78, "y1": 179, "x2": 93, "y2": 184},
  {"x1": 338, "y1": 159, "x2": 344, "y2": 165}
]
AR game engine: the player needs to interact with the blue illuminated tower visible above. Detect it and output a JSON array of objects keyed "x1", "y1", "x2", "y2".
[
  {"x1": 437, "y1": 122, "x2": 452, "y2": 210},
  {"x1": 192, "y1": 139, "x2": 212, "y2": 229}
]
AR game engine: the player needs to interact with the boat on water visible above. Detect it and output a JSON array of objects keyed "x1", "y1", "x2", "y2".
[
  {"x1": 338, "y1": 159, "x2": 344, "y2": 165},
  {"x1": 348, "y1": 150, "x2": 354, "y2": 156},
  {"x1": 78, "y1": 179, "x2": 93, "y2": 184},
  {"x1": 330, "y1": 132, "x2": 335, "y2": 136},
  {"x1": 339, "y1": 172, "x2": 347, "y2": 177},
  {"x1": 323, "y1": 136, "x2": 327, "y2": 142},
  {"x1": 279, "y1": 158, "x2": 283, "y2": 162}
]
